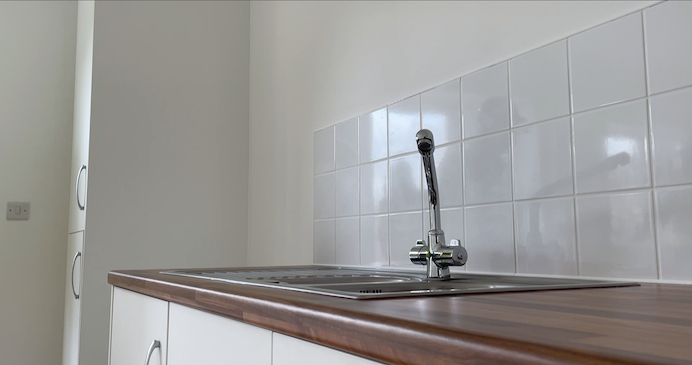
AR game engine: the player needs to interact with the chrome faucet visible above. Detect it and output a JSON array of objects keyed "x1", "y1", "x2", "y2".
[{"x1": 409, "y1": 129, "x2": 467, "y2": 279}]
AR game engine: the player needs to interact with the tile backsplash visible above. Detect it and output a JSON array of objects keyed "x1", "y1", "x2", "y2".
[{"x1": 313, "y1": 1, "x2": 692, "y2": 283}]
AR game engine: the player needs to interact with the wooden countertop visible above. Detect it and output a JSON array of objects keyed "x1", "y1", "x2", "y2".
[{"x1": 108, "y1": 268, "x2": 692, "y2": 365}]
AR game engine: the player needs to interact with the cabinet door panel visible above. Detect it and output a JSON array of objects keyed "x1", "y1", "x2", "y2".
[
  {"x1": 167, "y1": 303, "x2": 272, "y2": 365},
  {"x1": 68, "y1": 0, "x2": 94, "y2": 233},
  {"x1": 110, "y1": 287, "x2": 168, "y2": 365},
  {"x1": 62, "y1": 232, "x2": 84, "y2": 365},
  {"x1": 273, "y1": 332, "x2": 381, "y2": 365}
]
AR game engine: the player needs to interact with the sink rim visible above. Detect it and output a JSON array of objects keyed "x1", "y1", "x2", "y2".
[{"x1": 160, "y1": 266, "x2": 639, "y2": 299}]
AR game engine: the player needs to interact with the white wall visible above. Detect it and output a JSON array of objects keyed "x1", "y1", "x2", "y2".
[
  {"x1": 81, "y1": 1, "x2": 250, "y2": 363},
  {"x1": 248, "y1": 1, "x2": 659, "y2": 265},
  {"x1": 0, "y1": 1, "x2": 77, "y2": 364}
]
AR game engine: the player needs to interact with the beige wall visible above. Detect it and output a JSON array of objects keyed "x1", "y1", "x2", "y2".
[
  {"x1": 0, "y1": 1, "x2": 77, "y2": 364},
  {"x1": 247, "y1": 1, "x2": 658, "y2": 265}
]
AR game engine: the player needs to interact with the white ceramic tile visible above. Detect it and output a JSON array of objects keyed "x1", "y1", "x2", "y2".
[
  {"x1": 389, "y1": 95, "x2": 420, "y2": 157},
  {"x1": 335, "y1": 167, "x2": 359, "y2": 217},
  {"x1": 573, "y1": 100, "x2": 650, "y2": 194},
  {"x1": 515, "y1": 198, "x2": 577, "y2": 276},
  {"x1": 314, "y1": 127, "x2": 334, "y2": 174},
  {"x1": 650, "y1": 88, "x2": 692, "y2": 186},
  {"x1": 389, "y1": 154, "x2": 423, "y2": 213},
  {"x1": 576, "y1": 191, "x2": 656, "y2": 279},
  {"x1": 464, "y1": 203, "x2": 515, "y2": 273},
  {"x1": 569, "y1": 13, "x2": 646, "y2": 112},
  {"x1": 359, "y1": 108, "x2": 388, "y2": 163},
  {"x1": 463, "y1": 132, "x2": 512, "y2": 205},
  {"x1": 389, "y1": 212, "x2": 423, "y2": 267},
  {"x1": 335, "y1": 217, "x2": 360, "y2": 266},
  {"x1": 314, "y1": 219, "x2": 335, "y2": 264},
  {"x1": 422, "y1": 79, "x2": 461, "y2": 144},
  {"x1": 512, "y1": 117, "x2": 573, "y2": 200},
  {"x1": 360, "y1": 215, "x2": 389, "y2": 266},
  {"x1": 510, "y1": 41, "x2": 570, "y2": 126},
  {"x1": 335, "y1": 117, "x2": 359, "y2": 169},
  {"x1": 429, "y1": 143, "x2": 463, "y2": 208},
  {"x1": 313, "y1": 172, "x2": 335, "y2": 219},
  {"x1": 655, "y1": 187, "x2": 692, "y2": 281},
  {"x1": 360, "y1": 161, "x2": 388, "y2": 215},
  {"x1": 644, "y1": 1, "x2": 692, "y2": 94},
  {"x1": 462, "y1": 62, "x2": 510, "y2": 138}
]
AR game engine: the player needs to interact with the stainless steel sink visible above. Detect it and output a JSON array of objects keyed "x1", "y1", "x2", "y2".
[{"x1": 160, "y1": 266, "x2": 638, "y2": 299}]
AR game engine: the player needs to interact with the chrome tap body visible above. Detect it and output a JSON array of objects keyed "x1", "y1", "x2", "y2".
[{"x1": 409, "y1": 129, "x2": 467, "y2": 279}]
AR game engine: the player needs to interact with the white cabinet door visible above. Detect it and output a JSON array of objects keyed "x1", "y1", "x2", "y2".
[
  {"x1": 110, "y1": 287, "x2": 168, "y2": 365},
  {"x1": 273, "y1": 332, "x2": 382, "y2": 365},
  {"x1": 167, "y1": 303, "x2": 272, "y2": 365},
  {"x1": 62, "y1": 232, "x2": 84, "y2": 365},
  {"x1": 67, "y1": 0, "x2": 94, "y2": 233}
]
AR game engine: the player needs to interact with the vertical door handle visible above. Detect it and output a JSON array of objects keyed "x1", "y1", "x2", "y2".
[
  {"x1": 144, "y1": 340, "x2": 161, "y2": 365},
  {"x1": 71, "y1": 251, "x2": 81, "y2": 299},
  {"x1": 76, "y1": 165, "x2": 87, "y2": 211}
]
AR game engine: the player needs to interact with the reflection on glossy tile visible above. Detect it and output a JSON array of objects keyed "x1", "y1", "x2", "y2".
[
  {"x1": 389, "y1": 212, "x2": 423, "y2": 267},
  {"x1": 464, "y1": 132, "x2": 512, "y2": 205},
  {"x1": 422, "y1": 79, "x2": 461, "y2": 144},
  {"x1": 313, "y1": 172, "x2": 335, "y2": 219},
  {"x1": 462, "y1": 62, "x2": 509, "y2": 139},
  {"x1": 464, "y1": 203, "x2": 515, "y2": 273},
  {"x1": 569, "y1": 13, "x2": 646, "y2": 112},
  {"x1": 336, "y1": 217, "x2": 360, "y2": 266},
  {"x1": 389, "y1": 154, "x2": 422, "y2": 212},
  {"x1": 573, "y1": 100, "x2": 650, "y2": 194},
  {"x1": 359, "y1": 108, "x2": 388, "y2": 163},
  {"x1": 335, "y1": 167, "x2": 359, "y2": 217},
  {"x1": 644, "y1": 1, "x2": 692, "y2": 94},
  {"x1": 360, "y1": 161, "x2": 388, "y2": 215},
  {"x1": 655, "y1": 187, "x2": 692, "y2": 281},
  {"x1": 512, "y1": 118, "x2": 573, "y2": 200},
  {"x1": 515, "y1": 198, "x2": 577, "y2": 276},
  {"x1": 510, "y1": 41, "x2": 570, "y2": 126},
  {"x1": 360, "y1": 215, "x2": 389, "y2": 266},
  {"x1": 577, "y1": 191, "x2": 656, "y2": 279},
  {"x1": 335, "y1": 117, "x2": 359, "y2": 169},
  {"x1": 314, "y1": 219, "x2": 335, "y2": 264},
  {"x1": 389, "y1": 95, "x2": 420, "y2": 157},
  {"x1": 314, "y1": 127, "x2": 334, "y2": 174},
  {"x1": 650, "y1": 88, "x2": 692, "y2": 186}
]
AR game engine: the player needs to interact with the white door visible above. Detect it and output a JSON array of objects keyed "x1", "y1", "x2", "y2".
[
  {"x1": 273, "y1": 332, "x2": 382, "y2": 365},
  {"x1": 167, "y1": 303, "x2": 272, "y2": 365},
  {"x1": 110, "y1": 287, "x2": 168, "y2": 365},
  {"x1": 62, "y1": 232, "x2": 84, "y2": 365},
  {"x1": 68, "y1": 0, "x2": 94, "y2": 233}
]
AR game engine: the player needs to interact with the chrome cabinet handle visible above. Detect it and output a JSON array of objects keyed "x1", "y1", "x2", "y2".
[
  {"x1": 144, "y1": 340, "x2": 161, "y2": 365},
  {"x1": 76, "y1": 165, "x2": 87, "y2": 211},
  {"x1": 71, "y1": 251, "x2": 81, "y2": 299}
]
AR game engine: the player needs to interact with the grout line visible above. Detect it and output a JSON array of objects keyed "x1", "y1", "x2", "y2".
[
  {"x1": 650, "y1": 191, "x2": 662, "y2": 280},
  {"x1": 641, "y1": 10, "x2": 651, "y2": 97},
  {"x1": 649, "y1": 84, "x2": 692, "y2": 98},
  {"x1": 507, "y1": 61, "x2": 519, "y2": 274}
]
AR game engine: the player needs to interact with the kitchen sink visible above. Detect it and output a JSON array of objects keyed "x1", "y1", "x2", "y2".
[{"x1": 160, "y1": 266, "x2": 638, "y2": 299}]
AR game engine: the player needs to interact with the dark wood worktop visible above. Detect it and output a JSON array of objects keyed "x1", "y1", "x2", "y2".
[{"x1": 108, "y1": 267, "x2": 692, "y2": 365}]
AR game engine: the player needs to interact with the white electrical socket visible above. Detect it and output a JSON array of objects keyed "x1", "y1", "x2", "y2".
[{"x1": 6, "y1": 202, "x2": 30, "y2": 220}]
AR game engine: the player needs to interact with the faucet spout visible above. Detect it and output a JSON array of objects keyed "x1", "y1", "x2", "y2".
[
  {"x1": 416, "y1": 130, "x2": 442, "y2": 240},
  {"x1": 410, "y1": 129, "x2": 468, "y2": 279}
]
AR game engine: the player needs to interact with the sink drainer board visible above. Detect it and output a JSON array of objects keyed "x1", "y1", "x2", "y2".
[{"x1": 160, "y1": 266, "x2": 639, "y2": 299}]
